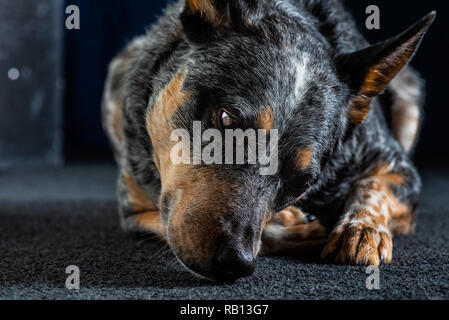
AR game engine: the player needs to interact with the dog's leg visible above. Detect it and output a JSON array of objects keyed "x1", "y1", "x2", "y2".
[
  {"x1": 321, "y1": 163, "x2": 418, "y2": 266},
  {"x1": 261, "y1": 206, "x2": 328, "y2": 256},
  {"x1": 118, "y1": 171, "x2": 167, "y2": 240}
]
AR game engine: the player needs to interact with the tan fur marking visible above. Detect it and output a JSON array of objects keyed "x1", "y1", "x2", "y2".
[
  {"x1": 165, "y1": 166, "x2": 233, "y2": 267},
  {"x1": 295, "y1": 147, "x2": 313, "y2": 170},
  {"x1": 262, "y1": 221, "x2": 327, "y2": 256},
  {"x1": 186, "y1": 0, "x2": 226, "y2": 27},
  {"x1": 261, "y1": 206, "x2": 327, "y2": 256},
  {"x1": 144, "y1": 71, "x2": 233, "y2": 268},
  {"x1": 123, "y1": 172, "x2": 158, "y2": 213},
  {"x1": 349, "y1": 100, "x2": 371, "y2": 124},
  {"x1": 135, "y1": 211, "x2": 166, "y2": 237},
  {"x1": 187, "y1": 0, "x2": 214, "y2": 15},
  {"x1": 122, "y1": 172, "x2": 166, "y2": 239},
  {"x1": 122, "y1": 172, "x2": 166, "y2": 238},
  {"x1": 349, "y1": 45, "x2": 417, "y2": 124},
  {"x1": 368, "y1": 164, "x2": 406, "y2": 187},
  {"x1": 389, "y1": 212, "x2": 416, "y2": 235},
  {"x1": 270, "y1": 206, "x2": 307, "y2": 227},
  {"x1": 257, "y1": 108, "x2": 274, "y2": 130},
  {"x1": 146, "y1": 72, "x2": 190, "y2": 174}
]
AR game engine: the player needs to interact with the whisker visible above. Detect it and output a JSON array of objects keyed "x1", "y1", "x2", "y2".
[
  {"x1": 150, "y1": 243, "x2": 171, "y2": 264},
  {"x1": 167, "y1": 255, "x2": 181, "y2": 268},
  {"x1": 137, "y1": 234, "x2": 161, "y2": 246}
]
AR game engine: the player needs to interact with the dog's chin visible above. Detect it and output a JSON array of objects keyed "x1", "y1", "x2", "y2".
[
  {"x1": 181, "y1": 263, "x2": 243, "y2": 284},
  {"x1": 173, "y1": 257, "x2": 215, "y2": 282},
  {"x1": 170, "y1": 252, "x2": 245, "y2": 284},
  {"x1": 165, "y1": 245, "x2": 213, "y2": 281},
  {"x1": 174, "y1": 256, "x2": 255, "y2": 284}
]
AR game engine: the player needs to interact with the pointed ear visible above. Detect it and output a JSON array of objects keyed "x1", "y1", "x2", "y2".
[
  {"x1": 181, "y1": 0, "x2": 261, "y2": 42},
  {"x1": 337, "y1": 12, "x2": 436, "y2": 124},
  {"x1": 182, "y1": 0, "x2": 229, "y2": 31}
]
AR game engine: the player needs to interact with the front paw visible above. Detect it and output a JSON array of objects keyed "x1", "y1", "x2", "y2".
[{"x1": 321, "y1": 222, "x2": 392, "y2": 266}]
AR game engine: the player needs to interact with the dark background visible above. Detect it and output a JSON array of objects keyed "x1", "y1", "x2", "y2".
[
  {"x1": 64, "y1": 0, "x2": 167, "y2": 161},
  {"x1": 0, "y1": 1, "x2": 63, "y2": 167},
  {"x1": 63, "y1": 0, "x2": 449, "y2": 165}
]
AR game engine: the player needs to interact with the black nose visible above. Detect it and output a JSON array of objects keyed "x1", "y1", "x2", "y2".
[{"x1": 213, "y1": 241, "x2": 255, "y2": 283}]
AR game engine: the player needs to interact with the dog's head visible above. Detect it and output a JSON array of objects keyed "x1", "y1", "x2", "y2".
[{"x1": 145, "y1": 0, "x2": 434, "y2": 281}]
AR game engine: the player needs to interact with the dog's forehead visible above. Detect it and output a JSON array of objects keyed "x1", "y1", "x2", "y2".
[{"x1": 187, "y1": 39, "x2": 326, "y2": 115}]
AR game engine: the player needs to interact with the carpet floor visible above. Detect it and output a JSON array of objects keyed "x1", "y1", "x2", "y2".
[{"x1": 0, "y1": 164, "x2": 448, "y2": 300}]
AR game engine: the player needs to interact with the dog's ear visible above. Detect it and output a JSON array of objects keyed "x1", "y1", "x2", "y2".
[
  {"x1": 181, "y1": 0, "x2": 261, "y2": 41},
  {"x1": 336, "y1": 12, "x2": 436, "y2": 124},
  {"x1": 183, "y1": 0, "x2": 228, "y2": 28}
]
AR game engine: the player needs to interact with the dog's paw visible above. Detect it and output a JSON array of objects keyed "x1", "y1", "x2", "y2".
[
  {"x1": 321, "y1": 222, "x2": 392, "y2": 266},
  {"x1": 270, "y1": 206, "x2": 315, "y2": 227},
  {"x1": 261, "y1": 220, "x2": 328, "y2": 256}
]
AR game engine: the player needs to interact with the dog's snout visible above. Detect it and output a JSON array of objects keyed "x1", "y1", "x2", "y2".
[{"x1": 213, "y1": 240, "x2": 255, "y2": 283}]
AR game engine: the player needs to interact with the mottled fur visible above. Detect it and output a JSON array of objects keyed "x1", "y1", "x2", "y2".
[{"x1": 102, "y1": 0, "x2": 434, "y2": 281}]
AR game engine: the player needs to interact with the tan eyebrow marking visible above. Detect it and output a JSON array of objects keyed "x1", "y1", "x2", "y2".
[
  {"x1": 295, "y1": 147, "x2": 313, "y2": 170},
  {"x1": 257, "y1": 108, "x2": 274, "y2": 130}
]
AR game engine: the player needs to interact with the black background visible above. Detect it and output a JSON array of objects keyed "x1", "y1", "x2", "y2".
[{"x1": 64, "y1": 0, "x2": 449, "y2": 164}]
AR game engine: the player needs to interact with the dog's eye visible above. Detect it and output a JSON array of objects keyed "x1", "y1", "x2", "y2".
[
  {"x1": 219, "y1": 110, "x2": 236, "y2": 128},
  {"x1": 222, "y1": 112, "x2": 233, "y2": 127}
]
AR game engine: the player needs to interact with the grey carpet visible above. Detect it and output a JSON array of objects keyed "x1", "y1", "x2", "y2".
[{"x1": 0, "y1": 164, "x2": 448, "y2": 300}]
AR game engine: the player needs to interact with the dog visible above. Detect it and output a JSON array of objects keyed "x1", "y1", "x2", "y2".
[{"x1": 102, "y1": 0, "x2": 435, "y2": 282}]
